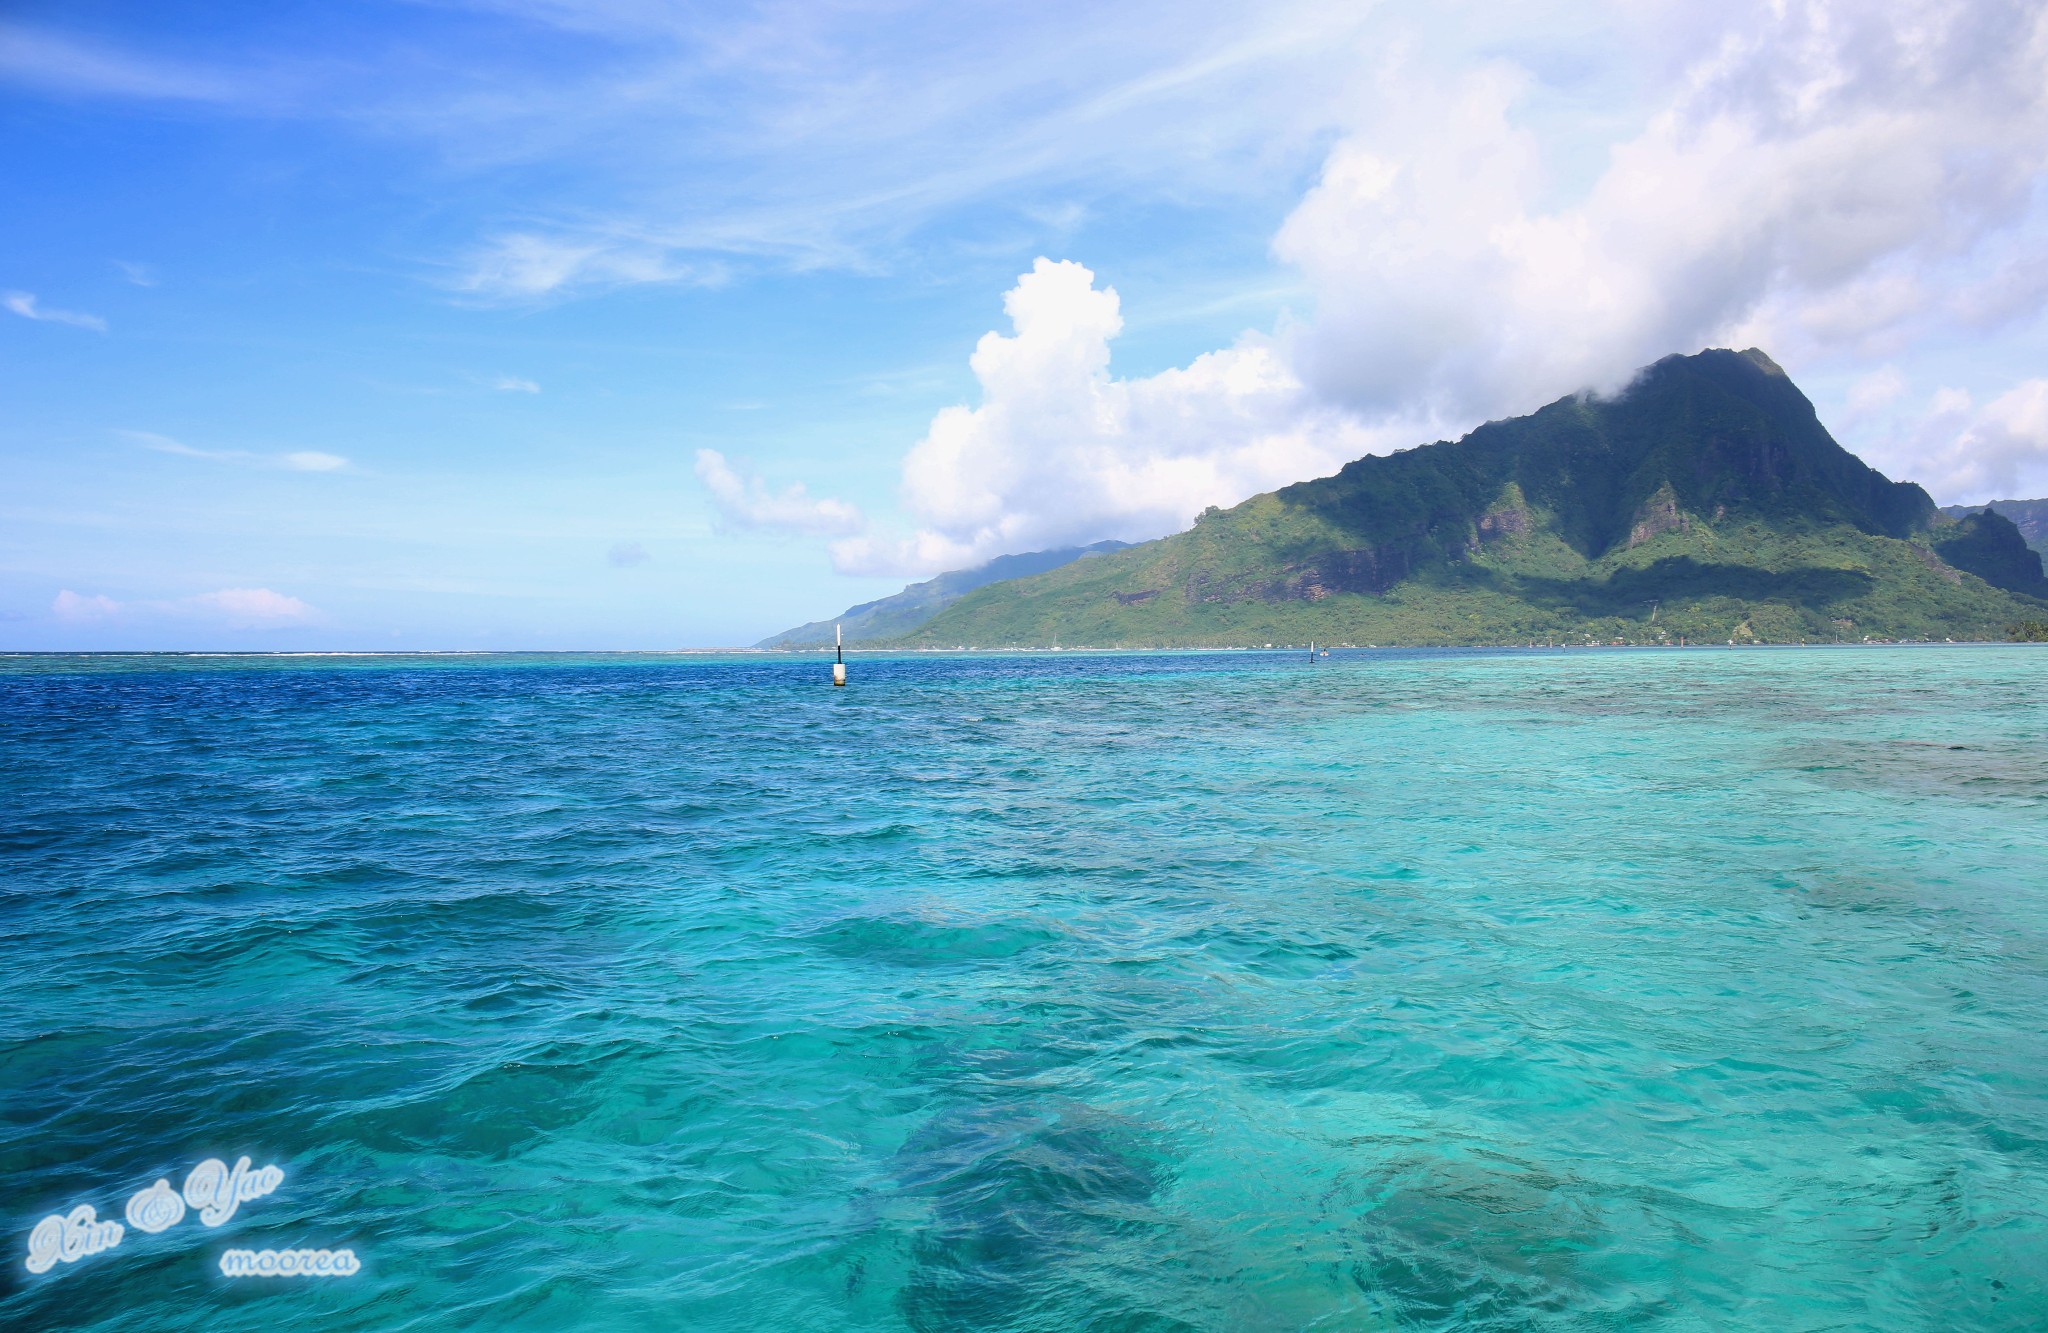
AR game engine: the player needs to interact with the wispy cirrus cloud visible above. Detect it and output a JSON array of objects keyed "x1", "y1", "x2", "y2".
[
  {"x1": 0, "y1": 22, "x2": 240, "y2": 102},
  {"x1": 0, "y1": 3, "x2": 1597, "y2": 305},
  {"x1": 454, "y1": 233, "x2": 714, "y2": 301},
  {"x1": 6, "y1": 291, "x2": 106, "y2": 332},
  {"x1": 406, "y1": 0, "x2": 1388, "y2": 296},
  {"x1": 492, "y1": 374, "x2": 540, "y2": 393},
  {"x1": 122, "y1": 430, "x2": 349, "y2": 472}
]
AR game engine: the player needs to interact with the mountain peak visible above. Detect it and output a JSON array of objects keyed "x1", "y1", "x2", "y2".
[{"x1": 1737, "y1": 347, "x2": 1786, "y2": 377}]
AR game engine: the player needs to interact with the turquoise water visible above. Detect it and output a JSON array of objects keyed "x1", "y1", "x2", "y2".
[{"x1": 2, "y1": 647, "x2": 2045, "y2": 1331}]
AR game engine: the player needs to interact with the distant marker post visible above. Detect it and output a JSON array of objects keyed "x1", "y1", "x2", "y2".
[{"x1": 833, "y1": 624, "x2": 847, "y2": 687}]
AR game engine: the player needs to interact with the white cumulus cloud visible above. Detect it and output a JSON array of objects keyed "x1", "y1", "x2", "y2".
[
  {"x1": 6, "y1": 290, "x2": 106, "y2": 332},
  {"x1": 694, "y1": 449, "x2": 864, "y2": 535},
  {"x1": 832, "y1": 258, "x2": 1383, "y2": 577}
]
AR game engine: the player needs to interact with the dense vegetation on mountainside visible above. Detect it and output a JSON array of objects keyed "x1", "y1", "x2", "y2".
[
  {"x1": 892, "y1": 350, "x2": 2048, "y2": 648},
  {"x1": 758, "y1": 541, "x2": 1128, "y2": 647}
]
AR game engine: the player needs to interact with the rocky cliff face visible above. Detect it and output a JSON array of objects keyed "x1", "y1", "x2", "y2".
[{"x1": 1940, "y1": 499, "x2": 2048, "y2": 558}]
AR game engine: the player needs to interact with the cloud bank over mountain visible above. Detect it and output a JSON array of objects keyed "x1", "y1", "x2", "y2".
[{"x1": 798, "y1": 0, "x2": 2048, "y2": 574}]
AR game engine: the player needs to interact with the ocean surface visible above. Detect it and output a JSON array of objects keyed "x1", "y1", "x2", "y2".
[{"x1": 2, "y1": 646, "x2": 2045, "y2": 1332}]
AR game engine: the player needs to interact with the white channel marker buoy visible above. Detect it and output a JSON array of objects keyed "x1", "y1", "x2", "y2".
[{"x1": 833, "y1": 623, "x2": 847, "y2": 686}]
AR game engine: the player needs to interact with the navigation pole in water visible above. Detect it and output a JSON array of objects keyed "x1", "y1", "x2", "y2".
[{"x1": 833, "y1": 624, "x2": 846, "y2": 687}]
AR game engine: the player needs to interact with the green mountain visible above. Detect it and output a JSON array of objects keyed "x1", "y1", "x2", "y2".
[
  {"x1": 898, "y1": 349, "x2": 2048, "y2": 648},
  {"x1": 758, "y1": 540, "x2": 1129, "y2": 647},
  {"x1": 1941, "y1": 499, "x2": 2048, "y2": 558}
]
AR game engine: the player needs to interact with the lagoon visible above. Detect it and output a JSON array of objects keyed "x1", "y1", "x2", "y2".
[{"x1": 3, "y1": 647, "x2": 2045, "y2": 1330}]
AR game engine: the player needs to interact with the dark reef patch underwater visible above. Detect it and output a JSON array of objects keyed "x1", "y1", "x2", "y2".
[{"x1": 3, "y1": 647, "x2": 2046, "y2": 1331}]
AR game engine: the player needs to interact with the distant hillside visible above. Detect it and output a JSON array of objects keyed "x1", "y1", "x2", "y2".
[
  {"x1": 1941, "y1": 499, "x2": 2048, "y2": 558},
  {"x1": 899, "y1": 349, "x2": 2048, "y2": 647},
  {"x1": 757, "y1": 540, "x2": 1129, "y2": 647}
]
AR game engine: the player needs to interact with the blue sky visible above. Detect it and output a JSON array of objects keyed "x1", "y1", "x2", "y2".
[{"x1": 5, "y1": 1, "x2": 2047, "y2": 649}]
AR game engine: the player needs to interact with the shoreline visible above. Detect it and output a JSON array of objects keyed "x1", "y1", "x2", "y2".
[{"x1": 3, "y1": 639, "x2": 2042, "y2": 661}]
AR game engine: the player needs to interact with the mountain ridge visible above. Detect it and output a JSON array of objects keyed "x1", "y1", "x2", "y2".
[{"x1": 757, "y1": 540, "x2": 1129, "y2": 647}]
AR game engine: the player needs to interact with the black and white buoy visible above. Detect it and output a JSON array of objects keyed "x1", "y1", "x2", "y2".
[{"x1": 832, "y1": 623, "x2": 847, "y2": 687}]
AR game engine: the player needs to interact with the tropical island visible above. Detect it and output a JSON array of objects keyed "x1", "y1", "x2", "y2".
[{"x1": 769, "y1": 349, "x2": 2048, "y2": 649}]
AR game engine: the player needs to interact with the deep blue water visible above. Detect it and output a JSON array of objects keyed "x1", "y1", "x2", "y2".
[{"x1": 2, "y1": 647, "x2": 2045, "y2": 1331}]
